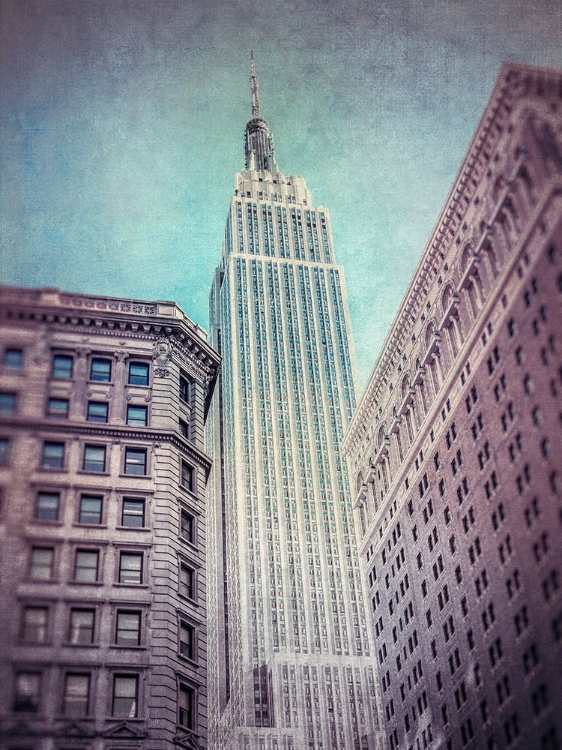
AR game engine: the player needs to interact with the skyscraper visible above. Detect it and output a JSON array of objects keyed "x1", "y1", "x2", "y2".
[
  {"x1": 207, "y1": 58, "x2": 384, "y2": 750},
  {"x1": 345, "y1": 62, "x2": 562, "y2": 750}
]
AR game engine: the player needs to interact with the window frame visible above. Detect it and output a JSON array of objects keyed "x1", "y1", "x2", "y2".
[
  {"x1": 128, "y1": 361, "x2": 150, "y2": 386},
  {"x1": 35, "y1": 491, "x2": 60, "y2": 522},
  {"x1": 179, "y1": 560, "x2": 197, "y2": 601},
  {"x1": 67, "y1": 607, "x2": 96, "y2": 645},
  {"x1": 124, "y1": 447, "x2": 148, "y2": 476},
  {"x1": 89, "y1": 357, "x2": 112, "y2": 382},
  {"x1": 178, "y1": 681, "x2": 197, "y2": 729},
  {"x1": 51, "y1": 354, "x2": 73, "y2": 379},
  {"x1": 180, "y1": 460, "x2": 195, "y2": 493},
  {"x1": 41, "y1": 441, "x2": 65, "y2": 469},
  {"x1": 29, "y1": 546, "x2": 55, "y2": 581},
  {"x1": 82, "y1": 444, "x2": 106, "y2": 473},
  {"x1": 86, "y1": 400, "x2": 109, "y2": 423},
  {"x1": 73, "y1": 548, "x2": 100, "y2": 583},
  {"x1": 46, "y1": 397, "x2": 69, "y2": 419},
  {"x1": 20, "y1": 605, "x2": 49, "y2": 644},
  {"x1": 118, "y1": 551, "x2": 144, "y2": 585},
  {"x1": 121, "y1": 497, "x2": 146, "y2": 528},
  {"x1": 62, "y1": 672, "x2": 91, "y2": 717},
  {"x1": 115, "y1": 609, "x2": 142, "y2": 647},
  {"x1": 0, "y1": 391, "x2": 17, "y2": 416},
  {"x1": 3, "y1": 347, "x2": 23, "y2": 369},
  {"x1": 13, "y1": 671, "x2": 41, "y2": 713},
  {"x1": 179, "y1": 617, "x2": 197, "y2": 662},
  {"x1": 126, "y1": 404, "x2": 148, "y2": 427},
  {"x1": 180, "y1": 507, "x2": 197, "y2": 545},
  {"x1": 111, "y1": 673, "x2": 139, "y2": 719},
  {"x1": 77, "y1": 493, "x2": 103, "y2": 525}
]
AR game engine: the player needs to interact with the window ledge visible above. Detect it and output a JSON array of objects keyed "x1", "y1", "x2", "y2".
[
  {"x1": 62, "y1": 642, "x2": 99, "y2": 648},
  {"x1": 77, "y1": 470, "x2": 111, "y2": 477},
  {"x1": 73, "y1": 523, "x2": 108, "y2": 529},
  {"x1": 119, "y1": 473, "x2": 151, "y2": 480},
  {"x1": 116, "y1": 525, "x2": 150, "y2": 532},
  {"x1": 109, "y1": 644, "x2": 146, "y2": 650},
  {"x1": 113, "y1": 583, "x2": 149, "y2": 589}
]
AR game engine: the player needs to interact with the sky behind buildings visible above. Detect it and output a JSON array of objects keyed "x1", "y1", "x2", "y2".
[{"x1": 1, "y1": 0, "x2": 561, "y2": 389}]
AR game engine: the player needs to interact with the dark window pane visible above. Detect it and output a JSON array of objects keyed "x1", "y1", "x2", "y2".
[
  {"x1": 83, "y1": 445, "x2": 105, "y2": 472},
  {"x1": 46, "y1": 397, "x2": 69, "y2": 419},
  {"x1": 180, "y1": 509, "x2": 195, "y2": 544},
  {"x1": 0, "y1": 392, "x2": 16, "y2": 415},
  {"x1": 126, "y1": 405, "x2": 147, "y2": 427},
  {"x1": 116, "y1": 611, "x2": 141, "y2": 646},
  {"x1": 30, "y1": 547, "x2": 54, "y2": 580},
  {"x1": 90, "y1": 358, "x2": 111, "y2": 382},
  {"x1": 42, "y1": 441, "x2": 64, "y2": 468},
  {"x1": 179, "y1": 418, "x2": 189, "y2": 438},
  {"x1": 0, "y1": 438, "x2": 8, "y2": 465},
  {"x1": 68, "y1": 609, "x2": 95, "y2": 644},
  {"x1": 124, "y1": 448, "x2": 147, "y2": 475},
  {"x1": 87, "y1": 401, "x2": 108, "y2": 423},
  {"x1": 179, "y1": 684, "x2": 194, "y2": 728},
  {"x1": 122, "y1": 498, "x2": 145, "y2": 527},
  {"x1": 74, "y1": 550, "x2": 99, "y2": 582},
  {"x1": 179, "y1": 376, "x2": 190, "y2": 403},
  {"x1": 181, "y1": 461, "x2": 194, "y2": 492},
  {"x1": 52, "y1": 355, "x2": 73, "y2": 379},
  {"x1": 128, "y1": 362, "x2": 149, "y2": 385},
  {"x1": 119, "y1": 552, "x2": 143, "y2": 584},
  {"x1": 180, "y1": 621, "x2": 195, "y2": 660},
  {"x1": 112, "y1": 675, "x2": 138, "y2": 718},
  {"x1": 36, "y1": 492, "x2": 59, "y2": 521},
  {"x1": 78, "y1": 494, "x2": 102, "y2": 524},
  {"x1": 14, "y1": 673, "x2": 41, "y2": 712},
  {"x1": 4, "y1": 348, "x2": 22, "y2": 369},
  {"x1": 180, "y1": 564, "x2": 195, "y2": 599},
  {"x1": 63, "y1": 673, "x2": 89, "y2": 717},
  {"x1": 21, "y1": 607, "x2": 48, "y2": 643}
]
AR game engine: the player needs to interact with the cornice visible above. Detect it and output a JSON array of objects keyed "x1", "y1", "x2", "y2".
[
  {"x1": 345, "y1": 62, "x2": 562, "y2": 454},
  {"x1": 0, "y1": 416, "x2": 213, "y2": 472}
]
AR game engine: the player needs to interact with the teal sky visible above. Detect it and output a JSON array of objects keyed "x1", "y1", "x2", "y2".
[{"x1": 1, "y1": 0, "x2": 561, "y2": 391}]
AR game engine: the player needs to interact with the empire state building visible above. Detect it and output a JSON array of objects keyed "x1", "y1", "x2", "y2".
[{"x1": 207, "y1": 57, "x2": 384, "y2": 750}]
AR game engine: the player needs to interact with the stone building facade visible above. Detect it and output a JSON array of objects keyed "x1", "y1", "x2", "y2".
[
  {"x1": 344, "y1": 63, "x2": 562, "y2": 750},
  {"x1": 0, "y1": 286, "x2": 219, "y2": 750}
]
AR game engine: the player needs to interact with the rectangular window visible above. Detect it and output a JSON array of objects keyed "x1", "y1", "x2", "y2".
[
  {"x1": 179, "y1": 683, "x2": 195, "y2": 728},
  {"x1": 90, "y1": 357, "x2": 112, "y2": 382},
  {"x1": 42, "y1": 441, "x2": 65, "y2": 469},
  {"x1": 68, "y1": 608, "x2": 95, "y2": 644},
  {"x1": 126, "y1": 405, "x2": 148, "y2": 427},
  {"x1": 119, "y1": 552, "x2": 143, "y2": 584},
  {"x1": 0, "y1": 392, "x2": 17, "y2": 415},
  {"x1": 63, "y1": 673, "x2": 90, "y2": 717},
  {"x1": 124, "y1": 447, "x2": 147, "y2": 475},
  {"x1": 87, "y1": 401, "x2": 108, "y2": 423},
  {"x1": 46, "y1": 397, "x2": 69, "y2": 419},
  {"x1": 14, "y1": 672, "x2": 41, "y2": 712},
  {"x1": 179, "y1": 563, "x2": 195, "y2": 600},
  {"x1": 0, "y1": 438, "x2": 8, "y2": 465},
  {"x1": 179, "y1": 620, "x2": 195, "y2": 660},
  {"x1": 35, "y1": 491, "x2": 60, "y2": 521},
  {"x1": 83, "y1": 444, "x2": 106, "y2": 472},
  {"x1": 180, "y1": 509, "x2": 196, "y2": 544},
  {"x1": 30, "y1": 547, "x2": 54, "y2": 580},
  {"x1": 121, "y1": 497, "x2": 145, "y2": 527},
  {"x1": 74, "y1": 549, "x2": 99, "y2": 582},
  {"x1": 78, "y1": 494, "x2": 103, "y2": 525},
  {"x1": 179, "y1": 418, "x2": 189, "y2": 438},
  {"x1": 112, "y1": 675, "x2": 138, "y2": 718},
  {"x1": 4, "y1": 348, "x2": 23, "y2": 369},
  {"x1": 181, "y1": 461, "x2": 194, "y2": 492},
  {"x1": 179, "y1": 375, "x2": 190, "y2": 404},
  {"x1": 128, "y1": 362, "x2": 149, "y2": 386},
  {"x1": 52, "y1": 354, "x2": 73, "y2": 379},
  {"x1": 116, "y1": 611, "x2": 141, "y2": 646},
  {"x1": 21, "y1": 606, "x2": 48, "y2": 643}
]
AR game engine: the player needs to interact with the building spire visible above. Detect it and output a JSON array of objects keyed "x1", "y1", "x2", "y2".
[
  {"x1": 244, "y1": 53, "x2": 278, "y2": 173},
  {"x1": 250, "y1": 51, "x2": 261, "y2": 119}
]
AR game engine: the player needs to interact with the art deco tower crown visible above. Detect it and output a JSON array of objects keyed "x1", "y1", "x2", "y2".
[{"x1": 244, "y1": 53, "x2": 278, "y2": 173}]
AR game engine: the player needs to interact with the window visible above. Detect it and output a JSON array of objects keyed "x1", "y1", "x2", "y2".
[
  {"x1": 83, "y1": 444, "x2": 106, "y2": 472},
  {"x1": 124, "y1": 447, "x2": 147, "y2": 475},
  {"x1": 179, "y1": 620, "x2": 195, "y2": 660},
  {"x1": 78, "y1": 494, "x2": 103, "y2": 525},
  {"x1": 90, "y1": 357, "x2": 111, "y2": 382},
  {"x1": 52, "y1": 354, "x2": 73, "y2": 379},
  {"x1": 87, "y1": 401, "x2": 108, "y2": 423},
  {"x1": 0, "y1": 392, "x2": 17, "y2": 415},
  {"x1": 14, "y1": 672, "x2": 41, "y2": 712},
  {"x1": 116, "y1": 611, "x2": 141, "y2": 646},
  {"x1": 180, "y1": 562, "x2": 196, "y2": 600},
  {"x1": 63, "y1": 673, "x2": 90, "y2": 717},
  {"x1": 4, "y1": 348, "x2": 22, "y2": 369},
  {"x1": 0, "y1": 438, "x2": 8, "y2": 465},
  {"x1": 181, "y1": 461, "x2": 194, "y2": 492},
  {"x1": 42, "y1": 441, "x2": 65, "y2": 469},
  {"x1": 119, "y1": 552, "x2": 143, "y2": 584},
  {"x1": 128, "y1": 362, "x2": 150, "y2": 386},
  {"x1": 126, "y1": 405, "x2": 148, "y2": 427},
  {"x1": 21, "y1": 606, "x2": 48, "y2": 643},
  {"x1": 30, "y1": 547, "x2": 54, "y2": 580},
  {"x1": 112, "y1": 675, "x2": 138, "y2": 718},
  {"x1": 46, "y1": 397, "x2": 69, "y2": 419},
  {"x1": 180, "y1": 509, "x2": 196, "y2": 544},
  {"x1": 35, "y1": 491, "x2": 60, "y2": 521},
  {"x1": 179, "y1": 683, "x2": 195, "y2": 728},
  {"x1": 74, "y1": 549, "x2": 99, "y2": 582},
  {"x1": 179, "y1": 375, "x2": 190, "y2": 404},
  {"x1": 179, "y1": 418, "x2": 189, "y2": 438},
  {"x1": 121, "y1": 497, "x2": 145, "y2": 527},
  {"x1": 68, "y1": 608, "x2": 95, "y2": 644}
]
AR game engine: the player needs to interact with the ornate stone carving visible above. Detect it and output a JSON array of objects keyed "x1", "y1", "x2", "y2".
[{"x1": 153, "y1": 335, "x2": 174, "y2": 377}]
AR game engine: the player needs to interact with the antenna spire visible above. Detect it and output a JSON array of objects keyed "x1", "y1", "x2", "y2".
[{"x1": 250, "y1": 51, "x2": 261, "y2": 119}]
